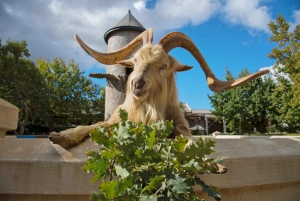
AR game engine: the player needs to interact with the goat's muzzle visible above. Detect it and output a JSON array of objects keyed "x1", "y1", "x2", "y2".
[{"x1": 131, "y1": 78, "x2": 146, "y2": 96}]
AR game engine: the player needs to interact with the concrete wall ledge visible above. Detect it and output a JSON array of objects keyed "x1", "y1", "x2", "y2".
[{"x1": 1, "y1": 136, "x2": 300, "y2": 201}]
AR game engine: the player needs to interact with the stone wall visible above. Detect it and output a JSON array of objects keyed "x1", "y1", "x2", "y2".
[
  {"x1": 0, "y1": 98, "x2": 18, "y2": 137},
  {"x1": 0, "y1": 136, "x2": 300, "y2": 201}
]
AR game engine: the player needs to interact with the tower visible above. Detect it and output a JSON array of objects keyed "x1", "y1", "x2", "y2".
[{"x1": 90, "y1": 10, "x2": 145, "y2": 120}]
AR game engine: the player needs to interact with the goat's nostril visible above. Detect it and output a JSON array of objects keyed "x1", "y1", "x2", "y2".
[
  {"x1": 135, "y1": 81, "x2": 145, "y2": 89},
  {"x1": 132, "y1": 79, "x2": 145, "y2": 89}
]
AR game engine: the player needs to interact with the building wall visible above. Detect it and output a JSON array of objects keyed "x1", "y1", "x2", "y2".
[{"x1": 105, "y1": 29, "x2": 142, "y2": 120}]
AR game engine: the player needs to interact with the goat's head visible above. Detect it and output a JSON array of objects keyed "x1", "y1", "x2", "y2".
[
  {"x1": 116, "y1": 44, "x2": 192, "y2": 101},
  {"x1": 74, "y1": 27, "x2": 269, "y2": 93}
]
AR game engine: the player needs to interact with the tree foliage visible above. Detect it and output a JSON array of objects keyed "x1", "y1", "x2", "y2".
[
  {"x1": 0, "y1": 38, "x2": 105, "y2": 134},
  {"x1": 36, "y1": 58, "x2": 105, "y2": 132},
  {"x1": 208, "y1": 68, "x2": 275, "y2": 133},
  {"x1": 267, "y1": 14, "x2": 300, "y2": 128},
  {"x1": 0, "y1": 39, "x2": 48, "y2": 134},
  {"x1": 84, "y1": 109, "x2": 223, "y2": 201}
]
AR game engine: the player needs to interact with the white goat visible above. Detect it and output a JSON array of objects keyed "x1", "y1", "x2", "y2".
[{"x1": 49, "y1": 28, "x2": 269, "y2": 149}]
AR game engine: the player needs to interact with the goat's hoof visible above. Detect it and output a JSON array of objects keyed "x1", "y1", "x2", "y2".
[
  {"x1": 49, "y1": 133, "x2": 78, "y2": 149},
  {"x1": 216, "y1": 164, "x2": 227, "y2": 174}
]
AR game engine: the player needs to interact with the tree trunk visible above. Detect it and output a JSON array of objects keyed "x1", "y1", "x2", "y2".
[
  {"x1": 17, "y1": 102, "x2": 28, "y2": 135},
  {"x1": 17, "y1": 120, "x2": 25, "y2": 135},
  {"x1": 48, "y1": 115, "x2": 55, "y2": 132}
]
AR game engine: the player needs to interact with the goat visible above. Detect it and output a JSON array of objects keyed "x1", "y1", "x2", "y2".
[{"x1": 49, "y1": 28, "x2": 269, "y2": 149}]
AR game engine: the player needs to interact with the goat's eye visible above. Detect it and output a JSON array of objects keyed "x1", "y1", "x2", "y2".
[{"x1": 159, "y1": 65, "x2": 167, "y2": 71}]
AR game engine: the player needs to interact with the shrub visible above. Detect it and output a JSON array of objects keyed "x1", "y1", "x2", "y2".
[{"x1": 83, "y1": 109, "x2": 223, "y2": 200}]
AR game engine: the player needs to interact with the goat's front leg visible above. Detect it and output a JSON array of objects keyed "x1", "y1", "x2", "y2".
[
  {"x1": 166, "y1": 105, "x2": 192, "y2": 138},
  {"x1": 174, "y1": 124, "x2": 192, "y2": 137},
  {"x1": 49, "y1": 122, "x2": 109, "y2": 149}
]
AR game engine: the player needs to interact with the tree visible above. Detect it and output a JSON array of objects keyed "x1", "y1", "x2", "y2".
[
  {"x1": 208, "y1": 68, "x2": 275, "y2": 133},
  {"x1": 36, "y1": 58, "x2": 105, "y2": 132},
  {"x1": 0, "y1": 39, "x2": 48, "y2": 134},
  {"x1": 84, "y1": 109, "x2": 223, "y2": 201},
  {"x1": 267, "y1": 14, "x2": 300, "y2": 130}
]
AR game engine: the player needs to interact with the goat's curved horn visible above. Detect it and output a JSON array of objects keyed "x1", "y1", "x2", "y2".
[
  {"x1": 158, "y1": 32, "x2": 269, "y2": 91},
  {"x1": 74, "y1": 28, "x2": 154, "y2": 65}
]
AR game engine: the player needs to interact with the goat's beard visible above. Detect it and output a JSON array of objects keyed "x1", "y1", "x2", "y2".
[
  {"x1": 128, "y1": 87, "x2": 167, "y2": 125},
  {"x1": 132, "y1": 90, "x2": 148, "y2": 100}
]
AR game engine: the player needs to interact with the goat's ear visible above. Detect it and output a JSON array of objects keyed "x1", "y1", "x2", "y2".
[
  {"x1": 169, "y1": 55, "x2": 193, "y2": 72},
  {"x1": 117, "y1": 59, "x2": 135, "y2": 68}
]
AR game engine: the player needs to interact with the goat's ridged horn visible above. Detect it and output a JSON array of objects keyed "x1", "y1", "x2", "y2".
[
  {"x1": 158, "y1": 32, "x2": 269, "y2": 91},
  {"x1": 74, "y1": 27, "x2": 154, "y2": 65}
]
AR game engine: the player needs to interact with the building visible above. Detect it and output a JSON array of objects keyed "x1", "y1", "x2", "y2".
[
  {"x1": 182, "y1": 103, "x2": 223, "y2": 135},
  {"x1": 90, "y1": 10, "x2": 145, "y2": 120}
]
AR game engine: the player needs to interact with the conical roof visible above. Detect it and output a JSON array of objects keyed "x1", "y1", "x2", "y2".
[{"x1": 104, "y1": 10, "x2": 145, "y2": 44}]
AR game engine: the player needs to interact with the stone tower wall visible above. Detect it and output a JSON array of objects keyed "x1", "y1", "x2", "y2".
[{"x1": 105, "y1": 29, "x2": 142, "y2": 120}]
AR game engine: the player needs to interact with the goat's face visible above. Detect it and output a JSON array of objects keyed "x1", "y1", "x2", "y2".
[{"x1": 118, "y1": 44, "x2": 192, "y2": 101}]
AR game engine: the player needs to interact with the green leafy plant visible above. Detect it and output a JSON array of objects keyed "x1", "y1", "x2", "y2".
[{"x1": 83, "y1": 109, "x2": 223, "y2": 200}]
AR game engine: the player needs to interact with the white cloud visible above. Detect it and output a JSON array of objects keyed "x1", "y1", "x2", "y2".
[
  {"x1": 0, "y1": 0, "x2": 226, "y2": 71},
  {"x1": 290, "y1": 9, "x2": 300, "y2": 31},
  {"x1": 259, "y1": 64, "x2": 290, "y2": 82},
  {"x1": 293, "y1": 10, "x2": 300, "y2": 23},
  {"x1": 129, "y1": 0, "x2": 223, "y2": 40},
  {"x1": 260, "y1": 65, "x2": 275, "y2": 75},
  {"x1": 1, "y1": 0, "x2": 294, "y2": 73},
  {"x1": 154, "y1": 0, "x2": 221, "y2": 29},
  {"x1": 0, "y1": 0, "x2": 130, "y2": 70},
  {"x1": 133, "y1": 0, "x2": 147, "y2": 11},
  {"x1": 222, "y1": 0, "x2": 272, "y2": 33},
  {"x1": 3, "y1": 3, "x2": 12, "y2": 13}
]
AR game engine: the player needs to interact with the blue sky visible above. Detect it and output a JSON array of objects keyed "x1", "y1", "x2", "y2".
[{"x1": 1, "y1": 0, "x2": 299, "y2": 110}]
